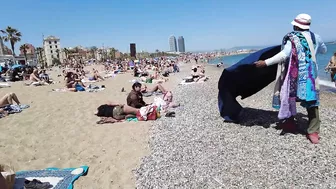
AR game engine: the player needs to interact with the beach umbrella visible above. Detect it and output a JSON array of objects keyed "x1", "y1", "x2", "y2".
[
  {"x1": 218, "y1": 45, "x2": 281, "y2": 122},
  {"x1": 11, "y1": 64, "x2": 23, "y2": 69}
]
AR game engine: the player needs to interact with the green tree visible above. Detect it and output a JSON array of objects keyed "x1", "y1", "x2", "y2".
[
  {"x1": 56, "y1": 49, "x2": 60, "y2": 59},
  {"x1": 52, "y1": 58, "x2": 61, "y2": 66},
  {"x1": 62, "y1": 48, "x2": 69, "y2": 59},
  {"x1": 109, "y1": 48, "x2": 117, "y2": 60},
  {"x1": 0, "y1": 26, "x2": 22, "y2": 56},
  {"x1": 90, "y1": 46, "x2": 98, "y2": 59},
  {"x1": 35, "y1": 47, "x2": 43, "y2": 64},
  {"x1": 19, "y1": 44, "x2": 29, "y2": 62}
]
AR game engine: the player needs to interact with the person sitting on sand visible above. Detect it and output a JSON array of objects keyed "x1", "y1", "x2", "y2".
[
  {"x1": 39, "y1": 69, "x2": 52, "y2": 84},
  {"x1": 217, "y1": 62, "x2": 224, "y2": 68},
  {"x1": 325, "y1": 52, "x2": 336, "y2": 85},
  {"x1": 190, "y1": 65, "x2": 208, "y2": 82},
  {"x1": 26, "y1": 67, "x2": 47, "y2": 86},
  {"x1": 95, "y1": 102, "x2": 139, "y2": 124},
  {"x1": 0, "y1": 92, "x2": 22, "y2": 107},
  {"x1": 65, "y1": 72, "x2": 86, "y2": 92},
  {"x1": 89, "y1": 69, "x2": 104, "y2": 81},
  {"x1": 127, "y1": 82, "x2": 148, "y2": 108}
]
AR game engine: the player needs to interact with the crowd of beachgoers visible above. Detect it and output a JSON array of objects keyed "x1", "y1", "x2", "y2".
[{"x1": 0, "y1": 54, "x2": 210, "y2": 122}]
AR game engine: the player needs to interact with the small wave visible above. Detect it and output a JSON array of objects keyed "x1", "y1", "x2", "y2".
[{"x1": 320, "y1": 79, "x2": 335, "y2": 88}]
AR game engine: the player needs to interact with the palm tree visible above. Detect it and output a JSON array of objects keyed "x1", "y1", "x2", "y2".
[
  {"x1": 62, "y1": 48, "x2": 69, "y2": 59},
  {"x1": 73, "y1": 47, "x2": 79, "y2": 53},
  {"x1": 0, "y1": 26, "x2": 22, "y2": 56},
  {"x1": 19, "y1": 44, "x2": 29, "y2": 62},
  {"x1": 56, "y1": 49, "x2": 60, "y2": 59},
  {"x1": 36, "y1": 47, "x2": 44, "y2": 66},
  {"x1": 109, "y1": 48, "x2": 117, "y2": 60},
  {"x1": 90, "y1": 46, "x2": 98, "y2": 59}
]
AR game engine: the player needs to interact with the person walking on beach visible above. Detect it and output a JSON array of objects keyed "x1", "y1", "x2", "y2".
[
  {"x1": 325, "y1": 52, "x2": 336, "y2": 85},
  {"x1": 254, "y1": 13, "x2": 327, "y2": 144}
]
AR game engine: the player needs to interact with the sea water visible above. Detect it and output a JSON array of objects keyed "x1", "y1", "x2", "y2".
[{"x1": 209, "y1": 44, "x2": 336, "y2": 82}]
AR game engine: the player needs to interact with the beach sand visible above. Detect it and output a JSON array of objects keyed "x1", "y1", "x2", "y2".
[{"x1": 0, "y1": 65, "x2": 175, "y2": 188}]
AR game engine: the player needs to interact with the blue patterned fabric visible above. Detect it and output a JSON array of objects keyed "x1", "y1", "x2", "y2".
[
  {"x1": 274, "y1": 31, "x2": 319, "y2": 119},
  {"x1": 15, "y1": 166, "x2": 89, "y2": 189}
]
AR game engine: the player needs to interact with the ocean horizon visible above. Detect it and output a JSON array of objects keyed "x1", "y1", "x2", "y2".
[{"x1": 209, "y1": 44, "x2": 336, "y2": 81}]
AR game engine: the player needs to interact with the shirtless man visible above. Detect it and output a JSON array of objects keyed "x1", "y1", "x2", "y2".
[
  {"x1": 325, "y1": 52, "x2": 336, "y2": 85},
  {"x1": 26, "y1": 67, "x2": 47, "y2": 86},
  {"x1": 30, "y1": 67, "x2": 42, "y2": 82}
]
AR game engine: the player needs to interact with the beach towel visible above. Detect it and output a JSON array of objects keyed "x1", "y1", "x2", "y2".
[
  {"x1": 178, "y1": 81, "x2": 196, "y2": 85},
  {"x1": 2, "y1": 104, "x2": 30, "y2": 114},
  {"x1": 0, "y1": 83, "x2": 10, "y2": 88},
  {"x1": 75, "y1": 84, "x2": 85, "y2": 91},
  {"x1": 81, "y1": 79, "x2": 97, "y2": 83},
  {"x1": 218, "y1": 45, "x2": 281, "y2": 122},
  {"x1": 14, "y1": 166, "x2": 89, "y2": 189}
]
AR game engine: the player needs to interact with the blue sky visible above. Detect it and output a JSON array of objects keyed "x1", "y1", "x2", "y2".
[{"x1": 0, "y1": 0, "x2": 335, "y2": 53}]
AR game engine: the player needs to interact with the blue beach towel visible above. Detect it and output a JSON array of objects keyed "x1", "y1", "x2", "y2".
[
  {"x1": 14, "y1": 166, "x2": 89, "y2": 189},
  {"x1": 75, "y1": 84, "x2": 85, "y2": 91}
]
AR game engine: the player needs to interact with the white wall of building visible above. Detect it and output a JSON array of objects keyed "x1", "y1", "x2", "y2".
[{"x1": 43, "y1": 36, "x2": 63, "y2": 66}]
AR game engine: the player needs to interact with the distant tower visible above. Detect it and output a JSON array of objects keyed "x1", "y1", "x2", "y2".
[
  {"x1": 130, "y1": 43, "x2": 136, "y2": 57},
  {"x1": 169, "y1": 36, "x2": 177, "y2": 52},
  {"x1": 178, "y1": 36, "x2": 185, "y2": 52},
  {"x1": 0, "y1": 37, "x2": 5, "y2": 55}
]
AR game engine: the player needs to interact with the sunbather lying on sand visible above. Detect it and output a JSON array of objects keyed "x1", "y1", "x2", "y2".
[
  {"x1": 95, "y1": 103, "x2": 139, "y2": 124},
  {"x1": 140, "y1": 83, "x2": 167, "y2": 94},
  {"x1": 0, "y1": 92, "x2": 22, "y2": 107},
  {"x1": 139, "y1": 74, "x2": 168, "y2": 84}
]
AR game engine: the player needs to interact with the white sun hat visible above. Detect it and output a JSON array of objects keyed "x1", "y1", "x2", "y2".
[{"x1": 291, "y1": 13, "x2": 311, "y2": 30}]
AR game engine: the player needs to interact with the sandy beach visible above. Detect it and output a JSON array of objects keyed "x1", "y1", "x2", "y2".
[
  {"x1": 1, "y1": 62, "x2": 336, "y2": 188},
  {"x1": 0, "y1": 65, "x2": 177, "y2": 188}
]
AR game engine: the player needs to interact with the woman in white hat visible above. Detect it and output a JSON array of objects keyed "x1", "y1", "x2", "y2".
[{"x1": 254, "y1": 13, "x2": 328, "y2": 144}]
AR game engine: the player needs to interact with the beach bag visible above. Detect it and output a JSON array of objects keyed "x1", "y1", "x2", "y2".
[{"x1": 136, "y1": 105, "x2": 157, "y2": 121}]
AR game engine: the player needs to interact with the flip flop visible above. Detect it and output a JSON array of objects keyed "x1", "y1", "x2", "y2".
[{"x1": 165, "y1": 111, "x2": 175, "y2": 117}]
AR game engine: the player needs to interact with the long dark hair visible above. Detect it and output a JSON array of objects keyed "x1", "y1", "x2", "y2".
[{"x1": 96, "y1": 104, "x2": 114, "y2": 117}]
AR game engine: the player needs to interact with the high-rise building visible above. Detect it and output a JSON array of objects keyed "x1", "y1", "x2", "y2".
[
  {"x1": 43, "y1": 35, "x2": 63, "y2": 66},
  {"x1": 178, "y1": 36, "x2": 185, "y2": 52},
  {"x1": 130, "y1": 43, "x2": 136, "y2": 57},
  {"x1": 169, "y1": 36, "x2": 177, "y2": 52},
  {"x1": 0, "y1": 37, "x2": 5, "y2": 56}
]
